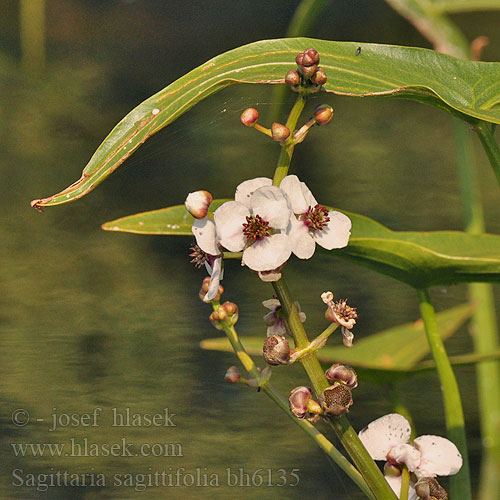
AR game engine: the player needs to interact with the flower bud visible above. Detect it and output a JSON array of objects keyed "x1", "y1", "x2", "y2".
[
  {"x1": 311, "y1": 67, "x2": 327, "y2": 86},
  {"x1": 199, "y1": 277, "x2": 223, "y2": 302},
  {"x1": 325, "y1": 363, "x2": 358, "y2": 388},
  {"x1": 415, "y1": 477, "x2": 448, "y2": 500},
  {"x1": 285, "y1": 69, "x2": 300, "y2": 87},
  {"x1": 263, "y1": 334, "x2": 290, "y2": 365},
  {"x1": 298, "y1": 63, "x2": 318, "y2": 79},
  {"x1": 383, "y1": 462, "x2": 402, "y2": 478},
  {"x1": 314, "y1": 104, "x2": 334, "y2": 126},
  {"x1": 185, "y1": 190, "x2": 213, "y2": 219},
  {"x1": 221, "y1": 301, "x2": 239, "y2": 324},
  {"x1": 271, "y1": 122, "x2": 290, "y2": 142},
  {"x1": 224, "y1": 366, "x2": 241, "y2": 383},
  {"x1": 241, "y1": 107, "x2": 259, "y2": 126},
  {"x1": 296, "y1": 48, "x2": 319, "y2": 67},
  {"x1": 289, "y1": 386, "x2": 313, "y2": 419},
  {"x1": 318, "y1": 382, "x2": 353, "y2": 416}
]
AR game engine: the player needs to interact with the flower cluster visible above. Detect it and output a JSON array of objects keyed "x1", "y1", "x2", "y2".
[
  {"x1": 187, "y1": 175, "x2": 351, "y2": 301},
  {"x1": 358, "y1": 413, "x2": 462, "y2": 499}
]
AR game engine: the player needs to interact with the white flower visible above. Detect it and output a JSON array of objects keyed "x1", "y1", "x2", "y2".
[
  {"x1": 279, "y1": 175, "x2": 351, "y2": 259},
  {"x1": 191, "y1": 217, "x2": 223, "y2": 302},
  {"x1": 358, "y1": 414, "x2": 462, "y2": 498},
  {"x1": 214, "y1": 177, "x2": 293, "y2": 272}
]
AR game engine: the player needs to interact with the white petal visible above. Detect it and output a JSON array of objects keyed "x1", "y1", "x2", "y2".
[
  {"x1": 313, "y1": 211, "x2": 352, "y2": 250},
  {"x1": 235, "y1": 177, "x2": 272, "y2": 207},
  {"x1": 192, "y1": 217, "x2": 219, "y2": 255},
  {"x1": 300, "y1": 180, "x2": 318, "y2": 208},
  {"x1": 414, "y1": 435, "x2": 463, "y2": 478},
  {"x1": 242, "y1": 233, "x2": 291, "y2": 271},
  {"x1": 287, "y1": 217, "x2": 316, "y2": 259},
  {"x1": 358, "y1": 414, "x2": 412, "y2": 461},
  {"x1": 250, "y1": 185, "x2": 291, "y2": 229},
  {"x1": 214, "y1": 201, "x2": 249, "y2": 252},
  {"x1": 384, "y1": 475, "x2": 418, "y2": 500},
  {"x1": 203, "y1": 258, "x2": 222, "y2": 302},
  {"x1": 280, "y1": 175, "x2": 310, "y2": 214},
  {"x1": 389, "y1": 444, "x2": 421, "y2": 471}
]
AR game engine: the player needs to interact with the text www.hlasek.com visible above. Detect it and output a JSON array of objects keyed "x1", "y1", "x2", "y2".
[{"x1": 11, "y1": 439, "x2": 182, "y2": 458}]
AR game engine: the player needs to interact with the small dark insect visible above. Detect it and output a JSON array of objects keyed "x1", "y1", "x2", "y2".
[{"x1": 356, "y1": 46, "x2": 362, "y2": 56}]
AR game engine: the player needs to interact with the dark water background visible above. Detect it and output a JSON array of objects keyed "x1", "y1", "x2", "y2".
[{"x1": 1, "y1": 1, "x2": 499, "y2": 498}]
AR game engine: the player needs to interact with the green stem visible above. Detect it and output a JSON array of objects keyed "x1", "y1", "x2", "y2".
[
  {"x1": 416, "y1": 288, "x2": 471, "y2": 500},
  {"x1": 273, "y1": 278, "x2": 398, "y2": 500},
  {"x1": 222, "y1": 323, "x2": 375, "y2": 500},
  {"x1": 474, "y1": 121, "x2": 500, "y2": 189},
  {"x1": 20, "y1": 0, "x2": 46, "y2": 75},
  {"x1": 399, "y1": 467, "x2": 410, "y2": 500},
  {"x1": 272, "y1": 94, "x2": 307, "y2": 186}
]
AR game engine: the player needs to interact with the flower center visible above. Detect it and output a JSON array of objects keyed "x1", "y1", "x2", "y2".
[
  {"x1": 242, "y1": 215, "x2": 270, "y2": 241},
  {"x1": 304, "y1": 204, "x2": 330, "y2": 231}
]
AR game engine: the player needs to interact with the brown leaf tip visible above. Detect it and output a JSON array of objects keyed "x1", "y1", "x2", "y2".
[{"x1": 30, "y1": 199, "x2": 44, "y2": 213}]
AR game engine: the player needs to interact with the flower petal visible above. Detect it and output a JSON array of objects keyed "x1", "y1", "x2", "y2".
[
  {"x1": 413, "y1": 435, "x2": 463, "y2": 478},
  {"x1": 203, "y1": 257, "x2": 222, "y2": 302},
  {"x1": 235, "y1": 177, "x2": 272, "y2": 207},
  {"x1": 242, "y1": 233, "x2": 291, "y2": 271},
  {"x1": 384, "y1": 475, "x2": 418, "y2": 500},
  {"x1": 262, "y1": 298, "x2": 281, "y2": 312},
  {"x1": 192, "y1": 217, "x2": 219, "y2": 255},
  {"x1": 214, "y1": 201, "x2": 249, "y2": 252},
  {"x1": 358, "y1": 414, "x2": 412, "y2": 461},
  {"x1": 250, "y1": 185, "x2": 291, "y2": 229},
  {"x1": 287, "y1": 217, "x2": 316, "y2": 259},
  {"x1": 313, "y1": 211, "x2": 352, "y2": 250},
  {"x1": 280, "y1": 175, "x2": 310, "y2": 214},
  {"x1": 389, "y1": 444, "x2": 421, "y2": 471}
]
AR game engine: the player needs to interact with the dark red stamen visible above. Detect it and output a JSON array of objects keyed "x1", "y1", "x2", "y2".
[
  {"x1": 305, "y1": 204, "x2": 330, "y2": 231},
  {"x1": 242, "y1": 215, "x2": 270, "y2": 241}
]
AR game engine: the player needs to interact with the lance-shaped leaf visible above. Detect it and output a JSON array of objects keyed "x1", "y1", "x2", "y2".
[
  {"x1": 31, "y1": 38, "x2": 500, "y2": 209},
  {"x1": 101, "y1": 201, "x2": 500, "y2": 287},
  {"x1": 200, "y1": 304, "x2": 474, "y2": 383}
]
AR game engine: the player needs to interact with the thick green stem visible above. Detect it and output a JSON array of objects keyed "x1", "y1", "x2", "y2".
[
  {"x1": 399, "y1": 466, "x2": 410, "y2": 500},
  {"x1": 272, "y1": 94, "x2": 307, "y2": 186},
  {"x1": 222, "y1": 322, "x2": 375, "y2": 499},
  {"x1": 474, "y1": 121, "x2": 500, "y2": 189},
  {"x1": 273, "y1": 278, "x2": 398, "y2": 500},
  {"x1": 416, "y1": 288, "x2": 471, "y2": 500}
]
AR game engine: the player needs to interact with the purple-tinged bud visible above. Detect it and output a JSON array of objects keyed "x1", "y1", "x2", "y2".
[
  {"x1": 302, "y1": 48, "x2": 320, "y2": 66},
  {"x1": 415, "y1": 477, "x2": 448, "y2": 500},
  {"x1": 318, "y1": 382, "x2": 353, "y2": 417},
  {"x1": 314, "y1": 104, "x2": 334, "y2": 126},
  {"x1": 325, "y1": 363, "x2": 358, "y2": 388},
  {"x1": 289, "y1": 386, "x2": 313, "y2": 419},
  {"x1": 241, "y1": 107, "x2": 259, "y2": 126},
  {"x1": 298, "y1": 63, "x2": 318, "y2": 79},
  {"x1": 199, "y1": 277, "x2": 223, "y2": 302},
  {"x1": 271, "y1": 122, "x2": 290, "y2": 142},
  {"x1": 185, "y1": 190, "x2": 213, "y2": 219},
  {"x1": 285, "y1": 69, "x2": 300, "y2": 87},
  {"x1": 263, "y1": 334, "x2": 290, "y2": 365},
  {"x1": 383, "y1": 462, "x2": 402, "y2": 478},
  {"x1": 311, "y1": 67, "x2": 327, "y2": 86},
  {"x1": 224, "y1": 366, "x2": 241, "y2": 383}
]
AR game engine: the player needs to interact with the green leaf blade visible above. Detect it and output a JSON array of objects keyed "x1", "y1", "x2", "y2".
[{"x1": 32, "y1": 38, "x2": 500, "y2": 208}]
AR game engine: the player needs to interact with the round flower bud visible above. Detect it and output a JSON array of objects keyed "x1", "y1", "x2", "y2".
[
  {"x1": 325, "y1": 363, "x2": 358, "y2": 388},
  {"x1": 285, "y1": 69, "x2": 300, "y2": 87},
  {"x1": 271, "y1": 122, "x2": 290, "y2": 143},
  {"x1": 314, "y1": 104, "x2": 334, "y2": 126},
  {"x1": 383, "y1": 462, "x2": 402, "y2": 478},
  {"x1": 298, "y1": 63, "x2": 318, "y2": 79},
  {"x1": 318, "y1": 382, "x2": 353, "y2": 417},
  {"x1": 302, "y1": 48, "x2": 320, "y2": 66},
  {"x1": 185, "y1": 190, "x2": 213, "y2": 219},
  {"x1": 224, "y1": 366, "x2": 241, "y2": 383},
  {"x1": 241, "y1": 107, "x2": 259, "y2": 126},
  {"x1": 221, "y1": 301, "x2": 239, "y2": 325},
  {"x1": 263, "y1": 335, "x2": 290, "y2": 365},
  {"x1": 311, "y1": 67, "x2": 327, "y2": 86},
  {"x1": 415, "y1": 477, "x2": 448, "y2": 500},
  {"x1": 289, "y1": 386, "x2": 313, "y2": 419},
  {"x1": 199, "y1": 277, "x2": 223, "y2": 302}
]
